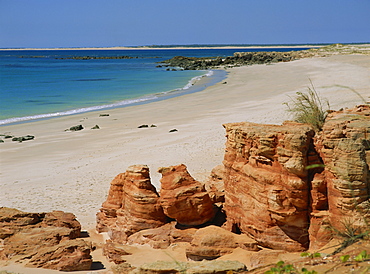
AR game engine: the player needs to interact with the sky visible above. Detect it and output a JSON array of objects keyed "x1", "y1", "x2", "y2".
[{"x1": 0, "y1": 0, "x2": 369, "y2": 48}]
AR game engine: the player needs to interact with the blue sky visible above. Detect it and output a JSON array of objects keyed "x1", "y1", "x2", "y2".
[{"x1": 0, "y1": 0, "x2": 369, "y2": 48}]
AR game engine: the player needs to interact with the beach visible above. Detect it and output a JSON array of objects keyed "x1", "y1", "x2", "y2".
[{"x1": 1, "y1": 54, "x2": 369, "y2": 233}]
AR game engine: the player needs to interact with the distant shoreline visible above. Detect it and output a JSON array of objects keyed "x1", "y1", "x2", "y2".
[{"x1": 0, "y1": 45, "x2": 327, "y2": 51}]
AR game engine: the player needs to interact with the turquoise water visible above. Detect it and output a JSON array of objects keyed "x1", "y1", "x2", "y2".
[{"x1": 0, "y1": 47, "x2": 309, "y2": 125}]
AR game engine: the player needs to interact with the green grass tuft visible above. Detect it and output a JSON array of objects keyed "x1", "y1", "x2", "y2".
[{"x1": 285, "y1": 81, "x2": 329, "y2": 131}]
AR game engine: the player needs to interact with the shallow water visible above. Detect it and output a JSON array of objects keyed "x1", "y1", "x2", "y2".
[{"x1": 0, "y1": 47, "x2": 309, "y2": 125}]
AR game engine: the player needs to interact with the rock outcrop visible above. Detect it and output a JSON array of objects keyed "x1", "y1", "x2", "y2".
[
  {"x1": 98, "y1": 105, "x2": 369, "y2": 266},
  {"x1": 0, "y1": 207, "x2": 92, "y2": 271},
  {"x1": 310, "y1": 105, "x2": 370, "y2": 249},
  {"x1": 127, "y1": 222, "x2": 197, "y2": 249},
  {"x1": 97, "y1": 165, "x2": 167, "y2": 242},
  {"x1": 220, "y1": 106, "x2": 369, "y2": 251},
  {"x1": 186, "y1": 225, "x2": 260, "y2": 261},
  {"x1": 222, "y1": 121, "x2": 316, "y2": 251},
  {"x1": 158, "y1": 50, "x2": 317, "y2": 70},
  {"x1": 158, "y1": 164, "x2": 215, "y2": 226}
]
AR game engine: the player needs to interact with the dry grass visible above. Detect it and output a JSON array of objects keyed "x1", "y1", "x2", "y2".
[{"x1": 285, "y1": 81, "x2": 329, "y2": 131}]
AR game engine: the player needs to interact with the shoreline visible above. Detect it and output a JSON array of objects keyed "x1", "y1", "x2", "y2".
[
  {"x1": 0, "y1": 44, "x2": 328, "y2": 51},
  {"x1": 1, "y1": 54, "x2": 369, "y2": 231},
  {"x1": 0, "y1": 69, "x2": 226, "y2": 126}
]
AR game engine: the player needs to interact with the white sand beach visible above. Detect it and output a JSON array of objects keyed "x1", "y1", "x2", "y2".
[{"x1": 1, "y1": 54, "x2": 369, "y2": 233}]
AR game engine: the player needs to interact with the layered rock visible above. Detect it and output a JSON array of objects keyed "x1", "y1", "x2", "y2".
[
  {"x1": 205, "y1": 164, "x2": 226, "y2": 204},
  {"x1": 310, "y1": 105, "x2": 370, "y2": 249},
  {"x1": 186, "y1": 225, "x2": 260, "y2": 261},
  {"x1": 127, "y1": 222, "x2": 197, "y2": 249},
  {"x1": 0, "y1": 207, "x2": 92, "y2": 271},
  {"x1": 158, "y1": 164, "x2": 215, "y2": 226},
  {"x1": 222, "y1": 121, "x2": 316, "y2": 251},
  {"x1": 96, "y1": 165, "x2": 167, "y2": 242}
]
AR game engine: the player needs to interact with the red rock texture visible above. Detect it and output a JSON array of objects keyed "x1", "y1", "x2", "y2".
[
  {"x1": 96, "y1": 173, "x2": 126, "y2": 233},
  {"x1": 97, "y1": 165, "x2": 167, "y2": 243},
  {"x1": 205, "y1": 164, "x2": 226, "y2": 204},
  {"x1": 127, "y1": 222, "x2": 197, "y2": 249},
  {"x1": 310, "y1": 105, "x2": 370, "y2": 249},
  {"x1": 0, "y1": 207, "x2": 92, "y2": 271},
  {"x1": 222, "y1": 121, "x2": 316, "y2": 251},
  {"x1": 158, "y1": 164, "x2": 215, "y2": 226},
  {"x1": 26, "y1": 239, "x2": 92, "y2": 271},
  {"x1": 186, "y1": 225, "x2": 260, "y2": 261}
]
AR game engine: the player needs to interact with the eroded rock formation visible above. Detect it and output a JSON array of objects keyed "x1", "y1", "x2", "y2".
[
  {"x1": 221, "y1": 106, "x2": 369, "y2": 251},
  {"x1": 97, "y1": 165, "x2": 167, "y2": 243},
  {"x1": 222, "y1": 121, "x2": 316, "y2": 251},
  {"x1": 158, "y1": 164, "x2": 215, "y2": 226},
  {"x1": 0, "y1": 207, "x2": 92, "y2": 271},
  {"x1": 310, "y1": 105, "x2": 370, "y2": 249},
  {"x1": 186, "y1": 225, "x2": 260, "y2": 261},
  {"x1": 98, "y1": 105, "x2": 369, "y2": 265}
]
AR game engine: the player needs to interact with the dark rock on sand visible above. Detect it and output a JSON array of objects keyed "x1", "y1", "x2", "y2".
[
  {"x1": 169, "y1": 129, "x2": 178, "y2": 132},
  {"x1": 99, "y1": 114, "x2": 110, "y2": 117},
  {"x1": 69, "y1": 125, "x2": 84, "y2": 131},
  {"x1": 91, "y1": 125, "x2": 100, "y2": 129},
  {"x1": 11, "y1": 135, "x2": 35, "y2": 142},
  {"x1": 138, "y1": 124, "x2": 149, "y2": 128}
]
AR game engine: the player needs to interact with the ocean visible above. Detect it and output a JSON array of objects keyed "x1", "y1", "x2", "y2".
[{"x1": 0, "y1": 47, "x2": 309, "y2": 125}]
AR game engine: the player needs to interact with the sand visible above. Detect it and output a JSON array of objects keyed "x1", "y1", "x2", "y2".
[{"x1": 0, "y1": 54, "x2": 369, "y2": 273}]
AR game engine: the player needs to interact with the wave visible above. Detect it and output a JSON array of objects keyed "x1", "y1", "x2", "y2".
[
  {"x1": 0, "y1": 96, "x2": 157, "y2": 125},
  {"x1": 0, "y1": 70, "x2": 217, "y2": 126}
]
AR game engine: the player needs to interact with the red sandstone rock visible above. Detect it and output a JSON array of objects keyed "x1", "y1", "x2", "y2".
[
  {"x1": 310, "y1": 105, "x2": 370, "y2": 249},
  {"x1": 96, "y1": 173, "x2": 126, "y2": 233},
  {"x1": 1, "y1": 227, "x2": 74, "y2": 261},
  {"x1": 0, "y1": 207, "x2": 81, "y2": 239},
  {"x1": 127, "y1": 222, "x2": 197, "y2": 249},
  {"x1": 26, "y1": 239, "x2": 92, "y2": 271},
  {"x1": 158, "y1": 164, "x2": 215, "y2": 226},
  {"x1": 222, "y1": 122, "x2": 316, "y2": 251},
  {"x1": 103, "y1": 240, "x2": 132, "y2": 264},
  {"x1": 205, "y1": 164, "x2": 226, "y2": 204},
  {"x1": 41, "y1": 211, "x2": 81, "y2": 238},
  {"x1": 0, "y1": 207, "x2": 91, "y2": 271},
  {"x1": 97, "y1": 165, "x2": 167, "y2": 243},
  {"x1": 186, "y1": 225, "x2": 260, "y2": 261}
]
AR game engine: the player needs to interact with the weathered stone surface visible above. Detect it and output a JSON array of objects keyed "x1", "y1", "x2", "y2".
[
  {"x1": 205, "y1": 164, "x2": 226, "y2": 204},
  {"x1": 310, "y1": 105, "x2": 370, "y2": 248},
  {"x1": 158, "y1": 164, "x2": 215, "y2": 226},
  {"x1": 127, "y1": 222, "x2": 197, "y2": 249},
  {"x1": 1, "y1": 227, "x2": 74, "y2": 261},
  {"x1": 96, "y1": 173, "x2": 126, "y2": 233},
  {"x1": 0, "y1": 207, "x2": 43, "y2": 239},
  {"x1": 26, "y1": 239, "x2": 92, "y2": 271},
  {"x1": 186, "y1": 225, "x2": 259, "y2": 261},
  {"x1": 222, "y1": 121, "x2": 316, "y2": 251},
  {"x1": 41, "y1": 211, "x2": 81, "y2": 238},
  {"x1": 136, "y1": 260, "x2": 247, "y2": 274},
  {"x1": 97, "y1": 165, "x2": 167, "y2": 243},
  {"x1": 0, "y1": 207, "x2": 81, "y2": 241},
  {"x1": 0, "y1": 207, "x2": 91, "y2": 271},
  {"x1": 103, "y1": 240, "x2": 132, "y2": 264}
]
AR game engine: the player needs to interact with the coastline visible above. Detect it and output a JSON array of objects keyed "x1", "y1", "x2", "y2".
[
  {"x1": 1, "y1": 54, "x2": 369, "y2": 232},
  {"x1": 0, "y1": 44, "x2": 327, "y2": 51},
  {"x1": 0, "y1": 69, "x2": 226, "y2": 126}
]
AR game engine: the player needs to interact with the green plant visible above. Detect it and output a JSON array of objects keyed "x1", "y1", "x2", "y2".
[
  {"x1": 329, "y1": 219, "x2": 370, "y2": 255},
  {"x1": 354, "y1": 250, "x2": 370, "y2": 262},
  {"x1": 265, "y1": 261, "x2": 317, "y2": 274},
  {"x1": 285, "y1": 81, "x2": 330, "y2": 131},
  {"x1": 301, "y1": 252, "x2": 322, "y2": 259}
]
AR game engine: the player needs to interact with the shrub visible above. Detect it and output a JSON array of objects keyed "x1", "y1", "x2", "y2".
[{"x1": 285, "y1": 81, "x2": 329, "y2": 131}]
